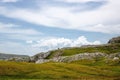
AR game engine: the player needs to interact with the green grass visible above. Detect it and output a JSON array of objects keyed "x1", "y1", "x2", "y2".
[
  {"x1": 45, "y1": 50, "x2": 61, "y2": 59},
  {"x1": 46, "y1": 44, "x2": 120, "y2": 59},
  {"x1": 1, "y1": 43, "x2": 120, "y2": 79},
  {"x1": 0, "y1": 60, "x2": 120, "y2": 80}
]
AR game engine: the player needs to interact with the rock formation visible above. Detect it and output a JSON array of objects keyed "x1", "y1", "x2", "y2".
[
  {"x1": 1, "y1": 36, "x2": 120, "y2": 63},
  {"x1": 35, "y1": 52, "x2": 120, "y2": 63},
  {"x1": 7, "y1": 57, "x2": 30, "y2": 62},
  {"x1": 108, "y1": 36, "x2": 120, "y2": 44},
  {"x1": 0, "y1": 53, "x2": 29, "y2": 61},
  {"x1": 30, "y1": 52, "x2": 50, "y2": 62},
  {"x1": 34, "y1": 36, "x2": 120, "y2": 64}
]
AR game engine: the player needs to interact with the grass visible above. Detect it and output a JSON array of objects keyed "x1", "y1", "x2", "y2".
[
  {"x1": 1, "y1": 43, "x2": 120, "y2": 79},
  {"x1": 0, "y1": 60, "x2": 120, "y2": 80},
  {"x1": 46, "y1": 43, "x2": 120, "y2": 59}
]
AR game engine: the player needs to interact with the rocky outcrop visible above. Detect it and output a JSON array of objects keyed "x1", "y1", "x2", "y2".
[
  {"x1": 36, "y1": 59, "x2": 50, "y2": 63},
  {"x1": 106, "y1": 53, "x2": 120, "y2": 60},
  {"x1": 30, "y1": 52, "x2": 50, "y2": 62},
  {"x1": 108, "y1": 36, "x2": 120, "y2": 44},
  {"x1": 36, "y1": 52, "x2": 106, "y2": 63},
  {"x1": 4, "y1": 36, "x2": 119, "y2": 63},
  {"x1": 55, "y1": 52, "x2": 106, "y2": 62},
  {"x1": 35, "y1": 36, "x2": 120, "y2": 64},
  {"x1": 7, "y1": 57, "x2": 30, "y2": 62},
  {"x1": 35, "y1": 52, "x2": 120, "y2": 64}
]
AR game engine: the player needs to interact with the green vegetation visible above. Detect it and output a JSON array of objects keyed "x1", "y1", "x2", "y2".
[
  {"x1": 46, "y1": 44, "x2": 120, "y2": 59},
  {"x1": 1, "y1": 37, "x2": 120, "y2": 80},
  {"x1": 0, "y1": 60, "x2": 120, "y2": 80},
  {"x1": 46, "y1": 50, "x2": 63, "y2": 59}
]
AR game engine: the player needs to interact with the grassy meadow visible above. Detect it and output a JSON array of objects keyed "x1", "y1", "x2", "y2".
[
  {"x1": 0, "y1": 44, "x2": 120, "y2": 80},
  {"x1": 0, "y1": 60, "x2": 120, "y2": 80}
]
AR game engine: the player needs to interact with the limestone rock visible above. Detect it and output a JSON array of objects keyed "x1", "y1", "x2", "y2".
[
  {"x1": 7, "y1": 57, "x2": 30, "y2": 62},
  {"x1": 36, "y1": 52, "x2": 107, "y2": 63},
  {"x1": 106, "y1": 53, "x2": 120, "y2": 59},
  {"x1": 30, "y1": 52, "x2": 50, "y2": 62},
  {"x1": 36, "y1": 59, "x2": 50, "y2": 63},
  {"x1": 108, "y1": 36, "x2": 120, "y2": 44}
]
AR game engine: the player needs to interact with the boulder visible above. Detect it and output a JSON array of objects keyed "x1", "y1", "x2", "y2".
[
  {"x1": 108, "y1": 36, "x2": 120, "y2": 44},
  {"x1": 30, "y1": 52, "x2": 50, "y2": 62}
]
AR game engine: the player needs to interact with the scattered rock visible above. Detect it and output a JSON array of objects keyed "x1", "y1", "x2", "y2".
[
  {"x1": 36, "y1": 59, "x2": 50, "y2": 63},
  {"x1": 113, "y1": 57, "x2": 119, "y2": 61},
  {"x1": 106, "y1": 53, "x2": 120, "y2": 59},
  {"x1": 0, "y1": 53, "x2": 29, "y2": 60},
  {"x1": 7, "y1": 57, "x2": 30, "y2": 62}
]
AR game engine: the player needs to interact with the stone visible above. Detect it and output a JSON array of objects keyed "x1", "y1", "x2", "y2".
[
  {"x1": 30, "y1": 52, "x2": 50, "y2": 62},
  {"x1": 36, "y1": 52, "x2": 107, "y2": 63},
  {"x1": 108, "y1": 36, "x2": 120, "y2": 44},
  {"x1": 113, "y1": 57, "x2": 119, "y2": 61}
]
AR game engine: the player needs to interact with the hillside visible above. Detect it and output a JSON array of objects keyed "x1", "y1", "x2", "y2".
[
  {"x1": 0, "y1": 36, "x2": 120, "y2": 80},
  {"x1": 0, "y1": 53, "x2": 29, "y2": 60},
  {"x1": 45, "y1": 44, "x2": 120, "y2": 59},
  {"x1": 32, "y1": 36, "x2": 120, "y2": 63}
]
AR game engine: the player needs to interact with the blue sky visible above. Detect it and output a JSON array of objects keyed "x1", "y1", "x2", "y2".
[{"x1": 0, "y1": 0, "x2": 120, "y2": 56}]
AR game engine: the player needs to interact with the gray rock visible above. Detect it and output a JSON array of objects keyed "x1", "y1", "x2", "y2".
[
  {"x1": 108, "y1": 36, "x2": 120, "y2": 44},
  {"x1": 0, "y1": 53, "x2": 29, "y2": 60},
  {"x1": 36, "y1": 52, "x2": 107, "y2": 63},
  {"x1": 7, "y1": 57, "x2": 30, "y2": 62},
  {"x1": 113, "y1": 57, "x2": 119, "y2": 61},
  {"x1": 30, "y1": 52, "x2": 50, "y2": 62},
  {"x1": 106, "y1": 53, "x2": 120, "y2": 59},
  {"x1": 36, "y1": 59, "x2": 50, "y2": 63}
]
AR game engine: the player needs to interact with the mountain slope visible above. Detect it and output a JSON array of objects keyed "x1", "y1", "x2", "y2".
[
  {"x1": 45, "y1": 43, "x2": 120, "y2": 59},
  {"x1": 33, "y1": 36, "x2": 120, "y2": 63},
  {"x1": 0, "y1": 36, "x2": 120, "y2": 80},
  {"x1": 0, "y1": 53, "x2": 29, "y2": 60}
]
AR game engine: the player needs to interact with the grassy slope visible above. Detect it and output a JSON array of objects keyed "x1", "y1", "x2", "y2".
[
  {"x1": 0, "y1": 44, "x2": 120, "y2": 79},
  {"x1": 46, "y1": 44, "x2": 120, "y2": 59},
  {"x1": 0, "y1": 60, "x2": 120, "y2": 80}
]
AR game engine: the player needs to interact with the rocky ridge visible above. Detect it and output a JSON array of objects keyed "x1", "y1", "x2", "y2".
[
  {"x1": 108, "y1": 36, "x2": 120, "y2": 44},
  {"x1": 1, "y1": 36, "x2": 120, "y2": 63},
  {"x1": 34, "y1": 36, "x2": 120, "y2": 63},
  {"x1": 30, "y1": 52, "x2": 50, "y2": 62},
  {"x1": 35, "y1": 52, "x2": 120, "y2": 63}
]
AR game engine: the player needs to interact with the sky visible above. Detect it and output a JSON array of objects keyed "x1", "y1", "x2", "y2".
[{"x1": 0, "y1": 0, "x2": 120, "y2": 56}]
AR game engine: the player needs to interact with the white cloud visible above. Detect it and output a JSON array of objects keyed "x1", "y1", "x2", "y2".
[
  {"x1": 0, "y1": 0, "x2": 18, "y2": 3},
  {"x1": 57, "y1": 0, "x2": 106, "y2": 3},
  {"x1": 0, "y1": 22, "x2": 18, "y2": 28},
  {"x1": 0, "y1": 0, "x2": 120, "y2": 34},
  {"x1": 26, "y1": 40, "x2": 33, "y2": 44},
  {"x1": 0, "y1": 22, "x2": 44, "y2": 53},
  {"x1": 32, "y1": 36, "x2": 101, "y2": 51},
  {"x1": 0, "y1": 41, "x2": 41, "y2": 56},
  {"x1": 0, "y1": 22, "x2": 42, "y2": 35},
  {"x1": 7, "y1": 34, "x2": 44, "y2": 41},
  {"x1": 81, "y1": 24, "x2": 120, "y2": 34},
  {"x1": 0, "y1": 36, "x2": 101, "y2": 56},
  {"x1": 33, "y1": 38, "x2": 72, "y2": 48}
]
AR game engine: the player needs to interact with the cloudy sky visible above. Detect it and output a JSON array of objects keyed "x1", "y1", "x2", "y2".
[{"x1": 0, "y1": 0, "x2": 120, "y2": 56}]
